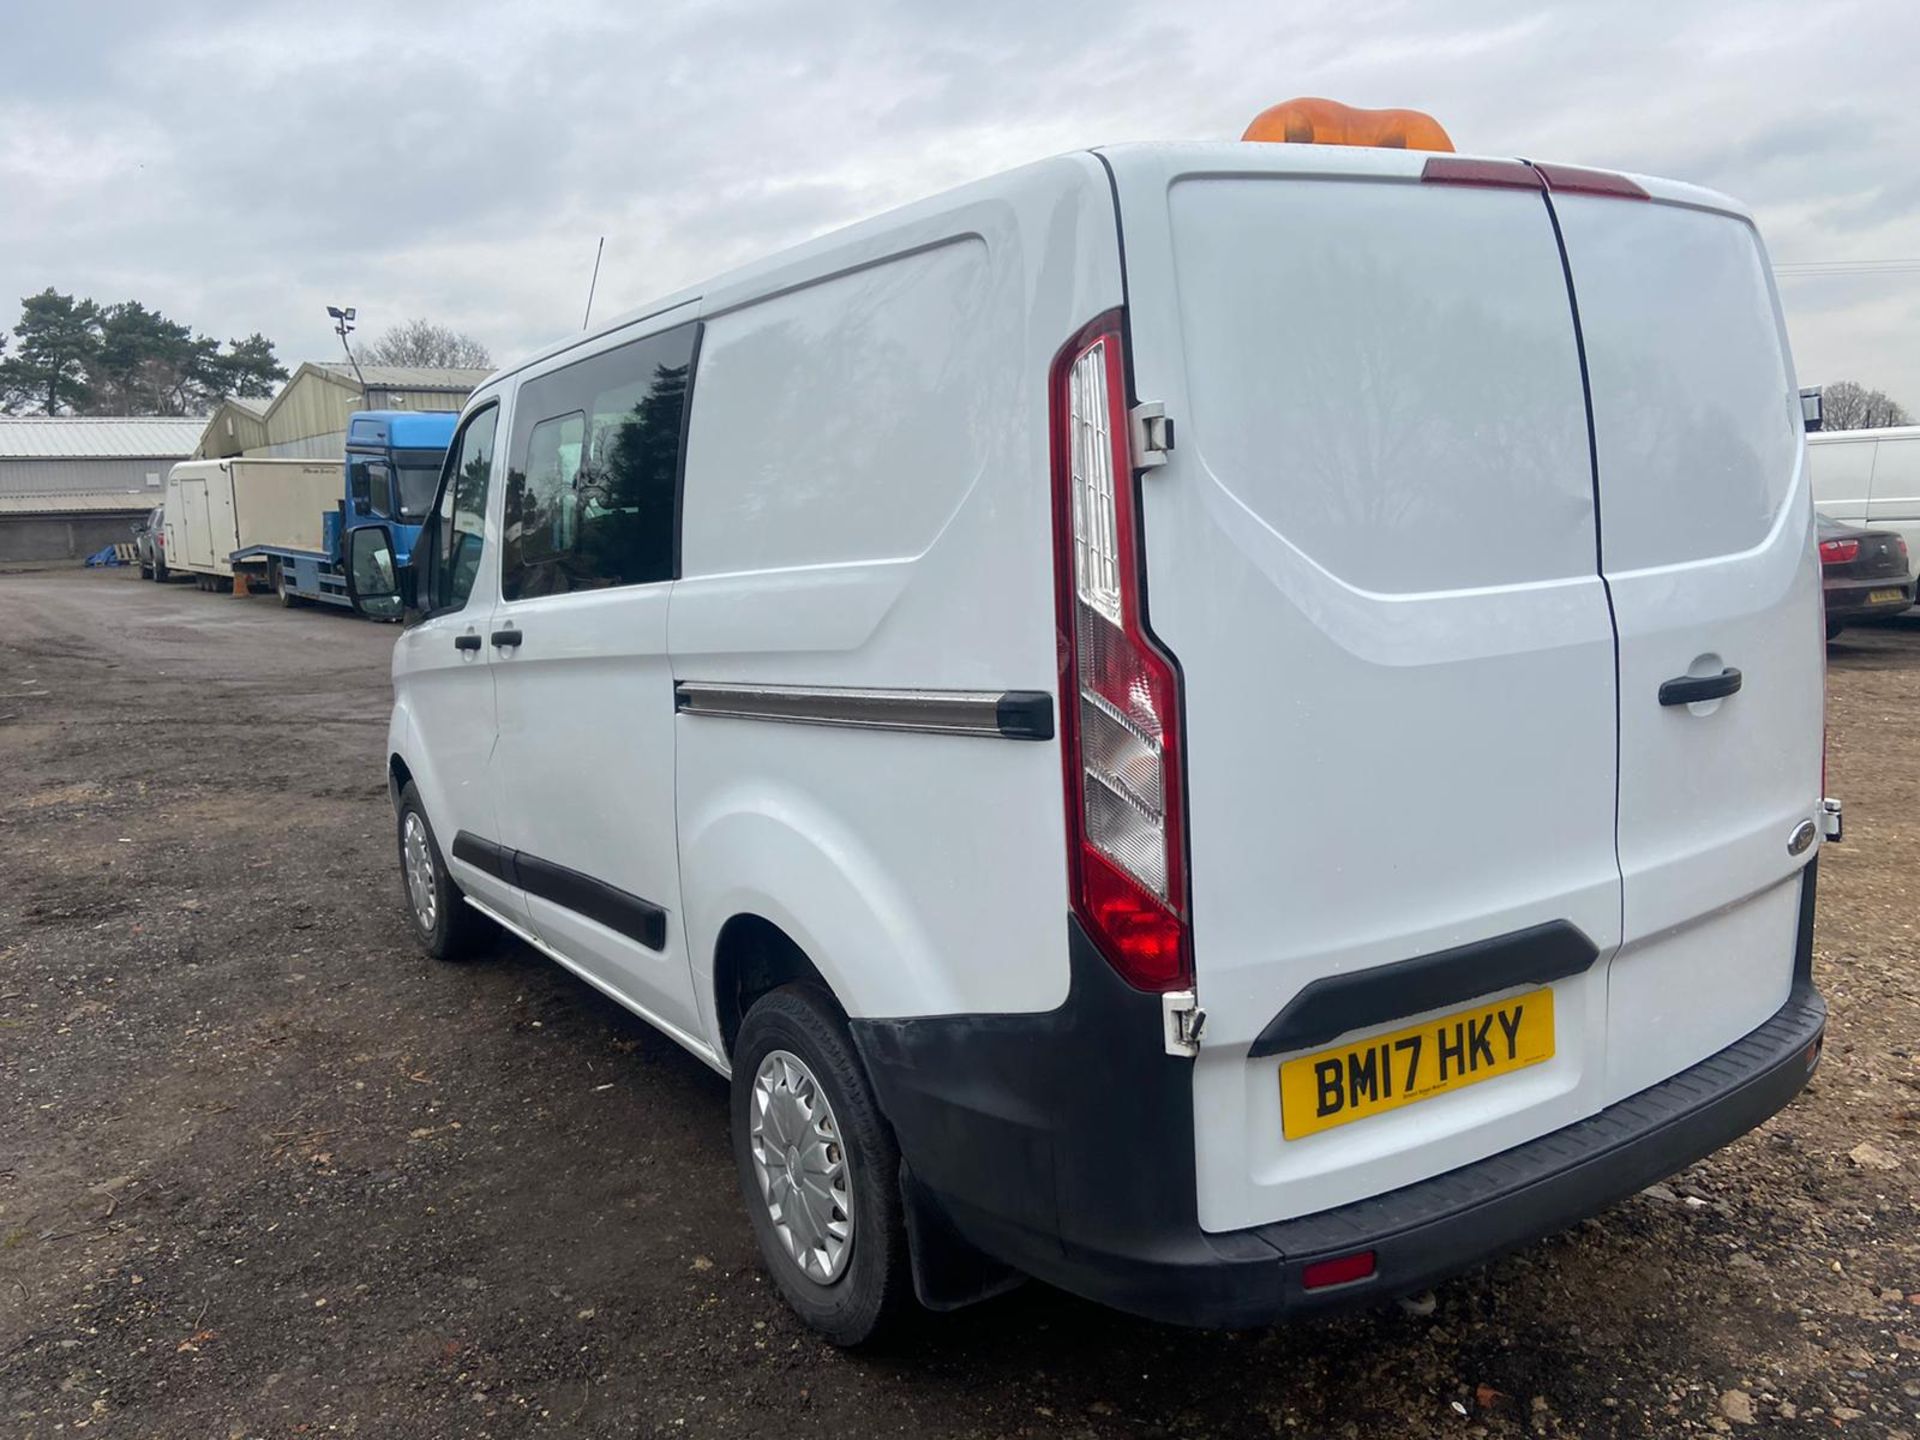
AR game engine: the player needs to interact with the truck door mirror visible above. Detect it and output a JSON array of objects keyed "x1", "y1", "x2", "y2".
[{"x1": 345, "y1": 524, "x2": 411, "y2": 620}]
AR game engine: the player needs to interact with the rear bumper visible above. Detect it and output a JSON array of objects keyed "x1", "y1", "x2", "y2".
[
  {"x1": 853, "y1": 866, "x2": 1825, "y2": 1329},
  {"x1": 1824, "y1": 577, "x2": 1914, "y2": 620}
]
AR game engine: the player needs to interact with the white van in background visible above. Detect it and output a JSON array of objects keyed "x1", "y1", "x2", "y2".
[
  {"x1": 1810, "y1": 427, "x2": 1920, "y2": 597},
  {"x1": 345, "y1": 105, "x2": 1832, "y2": 1344}
]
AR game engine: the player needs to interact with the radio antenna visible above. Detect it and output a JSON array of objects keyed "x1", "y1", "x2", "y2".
[{"x1": 582, "y1": 236, "x2": 605, "y2": 331}]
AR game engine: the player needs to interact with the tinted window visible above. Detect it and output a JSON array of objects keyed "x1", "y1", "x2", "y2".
[
  {"x1": 433, "y1": 406, "x2": 498, "y2": 612},
  {"x1": 501, "y1": 323, "x2": 696, "y2": 600}
]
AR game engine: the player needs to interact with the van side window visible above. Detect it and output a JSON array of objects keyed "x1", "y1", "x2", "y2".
[
  {"x1": 501, "y1": 322, "x2": 696, "y2": 600},
  {"x1": 433, "y1": 406, "x2": 499, "y2": 612}
]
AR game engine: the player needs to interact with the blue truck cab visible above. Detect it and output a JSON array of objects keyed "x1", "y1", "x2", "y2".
[
  {"x1": 238, "y1": 409, "x2": 458, "y2": 610},
  {"x1": 344, "y1": 410, "x2": 459, "y2": 566}
]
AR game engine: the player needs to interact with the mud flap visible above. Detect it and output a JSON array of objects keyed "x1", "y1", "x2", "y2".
[{"x1": 899, "y1": 1159, "x2": 1025, "y2": 1311}]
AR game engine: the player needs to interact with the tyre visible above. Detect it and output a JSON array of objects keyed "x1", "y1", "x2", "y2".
[
  {"x1": 1826, "y1": 619, "x2": 1844, "y2": 641},
  {"x1": 154, "y1": 559, "x2": 168, "y2": 583},
  {"x1": 394, "y1": 780, "x2": 494, "y2": 961},
  {"x1": 139, "y1": 560, "x2": 152, "y2": 579},
  {"x1": 732, "y1": 984, "x2": 912, "y2": 1346},
  {"x1": 273, "y1": 560, "x2": 303, "y2": 608}
]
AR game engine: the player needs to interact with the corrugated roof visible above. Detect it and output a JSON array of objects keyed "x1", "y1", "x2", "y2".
[
  {"x1": 0, "y1": 493, "x2": 159, "y2": 514},
  {"x1": 0, "y1": 416, "x2": 208, "y2": 459},
  {"x1": 313, "y1": 363, "x2": 493, "y2": 391}
]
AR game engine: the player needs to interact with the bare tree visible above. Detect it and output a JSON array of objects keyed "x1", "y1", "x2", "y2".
[
  {"x1": 1818, "y1": 380, "x2": 1912, "y2": 432},
  {"x1": 356, "y1": 317, "x2": 492, "y2": 370}
]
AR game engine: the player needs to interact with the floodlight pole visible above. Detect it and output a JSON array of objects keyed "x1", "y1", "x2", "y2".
[{"x1": 328, "y1": 305, "x2": 368, "y2": 400}]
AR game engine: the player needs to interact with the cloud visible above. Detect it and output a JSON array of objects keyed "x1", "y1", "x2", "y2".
[{"x1": 2, "y1": 0, "x2": 1917, "y2": 404}]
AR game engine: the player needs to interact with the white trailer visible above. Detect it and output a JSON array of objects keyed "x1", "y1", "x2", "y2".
[{"x1": 161, "y1": 459, "x2": 340, "y2": 589}]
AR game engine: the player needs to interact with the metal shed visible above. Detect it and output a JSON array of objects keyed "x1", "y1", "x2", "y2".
[
  {"x1": 0, "y1": 417, "x2": 206, "y2": 562},
  {"x1": 194, "y1": 363, "x2": 490, "y2": 461}
]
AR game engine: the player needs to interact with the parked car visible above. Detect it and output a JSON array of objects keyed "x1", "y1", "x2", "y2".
[
  {"x1": 1808, "y1": 425, "x2": 1920, "y2": 577},
  {"x1": 1819, "y1": 513, "x2": 1913, "y2": 638},
  {"x1": 132, "y1": 504, "x2": 168, "y2": 581},
  {"x1": 343, "y1": 103, "x2": 1833, "y2": 1345}
]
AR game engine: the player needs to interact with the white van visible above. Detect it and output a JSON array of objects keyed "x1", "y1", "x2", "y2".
[
  {"x1": 1809, "y1": 425, "x2": 1920, "y2": 595},
  {"x1": 345, "y1": 120, "x2": 1833, "y2": 1343}
]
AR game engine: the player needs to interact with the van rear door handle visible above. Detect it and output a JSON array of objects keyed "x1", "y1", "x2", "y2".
[
  {"x1": 491, "y1": 628, "x2": 523, "y2": 649},
  {"x1": 453, "y1": 633, "x2": 482, "y2": 652},
  {"x1": 1658, "y1": 667, "x2": 1741, "y2": 706}
]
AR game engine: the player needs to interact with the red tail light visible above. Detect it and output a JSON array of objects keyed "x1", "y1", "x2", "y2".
[
  {"x1": 1050, "y1": 312, "x2": 1190, "y2": 991},
  {"x1": 1818, "y1": 537, "x2": 1859, "y2": 565}
]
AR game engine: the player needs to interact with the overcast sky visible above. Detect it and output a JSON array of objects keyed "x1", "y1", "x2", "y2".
[{"x1": 4, "y1": 0, "x2": 1917, "y2": 407}]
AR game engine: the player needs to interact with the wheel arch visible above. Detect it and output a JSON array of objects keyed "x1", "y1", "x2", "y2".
[{"x1": 679, "y1": 795, "x2": 969, "y2": 1057}]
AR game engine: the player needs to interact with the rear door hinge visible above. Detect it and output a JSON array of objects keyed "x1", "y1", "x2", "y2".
[
  {"x1": 1131, "y1": 403, "x2": 1173, "y2": 470},
  {"x1": 1163, "y1": 990, "x2": 1205, "y2": 1056}
]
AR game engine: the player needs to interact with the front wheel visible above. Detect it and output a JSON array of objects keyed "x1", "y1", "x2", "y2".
[
  {"x1": 1826, "y1": 619, "x2": 1845, "y2": 642},
  {"x1": 732, "y1": 985, "x2": 912, "y2": 1346},
  {"x1": 394, "y1": 781, "x2": 494, "y2": 961}
]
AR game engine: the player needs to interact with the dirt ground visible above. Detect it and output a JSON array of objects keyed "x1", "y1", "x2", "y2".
[{"x1": 0, "y1": 565, "x2": 1915, "y2": 1440}]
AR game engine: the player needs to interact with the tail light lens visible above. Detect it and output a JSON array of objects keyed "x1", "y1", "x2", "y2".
[
  {"x1": 1819, "y1": 537, "x2": 1859, "y2": 565},
  {"x1": 1051, "y1": 313, "x2": 1190, "y2": 991}
]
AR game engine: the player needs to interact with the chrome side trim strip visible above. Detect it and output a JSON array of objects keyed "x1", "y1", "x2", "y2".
[{"x1": 674, "y1": 682, "x2": 1054, "y2": 741}]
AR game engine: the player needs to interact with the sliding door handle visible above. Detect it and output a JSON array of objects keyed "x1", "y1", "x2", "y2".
[
  {"x1": 1659, "y1": 667, "x2": 1741, "y2": 706},
  {"x1": 491, "y1": 628, "x2": 523, "y2": 649}
]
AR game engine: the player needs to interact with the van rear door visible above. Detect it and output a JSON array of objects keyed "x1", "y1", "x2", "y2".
[
  {"x1": 1547, "y1": 181, "x2": 1823, "y2": 1104},
  {"x1": 1103, "y1": 146, "x2": 1623, "y2": 1232}
]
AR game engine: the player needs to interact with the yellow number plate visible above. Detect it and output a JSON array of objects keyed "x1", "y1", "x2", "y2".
[
  {"x1": 1279, "y1": 988, "x2": 1555, "y2": 1140},
  {"x1": 1869, "y1": 587, "x2": 1906, "y2": 604}
]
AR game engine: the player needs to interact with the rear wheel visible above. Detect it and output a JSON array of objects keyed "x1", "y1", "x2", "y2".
[
  {"x1": 153, "y1": 557, "x2": 168, "y2": 583},
  {"x1": 394, "y1": 781, "x2": 494, "y2": 961},
  {"x1": 272, "y1": 560, "x2": 303, "y2": 608},
  {"x1": 732, "y1": 985, "x2": 911, "y2": 1346},
  {"x1": 1826, "y1": 619, "x2": 1845, "y2": 641}
]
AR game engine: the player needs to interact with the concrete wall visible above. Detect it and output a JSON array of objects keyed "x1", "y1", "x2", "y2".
[{"x1": 0, "y1": 512, "x2": 147, "y2": 563}]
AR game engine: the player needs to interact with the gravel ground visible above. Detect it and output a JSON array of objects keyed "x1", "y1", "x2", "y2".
[{"x1": 1, "y1": 565, "x2": 1916, "y2": 1439}]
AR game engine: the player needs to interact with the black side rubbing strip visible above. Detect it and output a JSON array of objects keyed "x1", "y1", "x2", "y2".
[
  {"x1": 451, "y1": 831, "x2": 516, "y2": 885},
  {"x1": 1248, "y1": 921, "x2": 1600, "y2": 1059},
  {"x1": 447, "y1": 833, "x2": 666, "y2": 953},
  {"x1": 514, "y1": 852, "x2": 667, "y2": 953},
  {"x1": 994, "y1": 690, "x2": 1055, "y2": 741}
]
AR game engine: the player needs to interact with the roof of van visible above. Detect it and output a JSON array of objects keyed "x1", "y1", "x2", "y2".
[
  {"x1": 468, "y1": 143, "x2": 1749, "y2": 398},
  {"x1": 1808, "y1": 426, "x2": 1920, "y2": 442}
]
